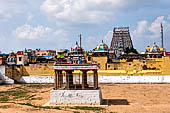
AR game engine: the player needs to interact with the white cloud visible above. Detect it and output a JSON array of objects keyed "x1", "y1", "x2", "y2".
[
  {"x1": 12, "y1": 24, "x2": 69, "y2": 49},
  {"x1": 132, "y1": 15, "x2": 170, "y2": 52},
  {"x1": 132, "y1": 20, "x2": 148, "y2": 39},
  {"x1": 85, "y1": 36, "x2": 100, "y2": 50},
  {"x1": 13, "y1": 24, "x2": 53, "y2": 40},
  {"x1": 149, "y1": 16, "x2": 165, "y2": 39},
  {"x1": 27, "y1": 12, "x2": 34, "y2": 21},
  {"x1": 0, "y1": 0, "x2": 43, "y2": 22},
  {"x1": 84, "y1": 30, "x2": 112, "y2": 50},
  {"x1": 168, "y1": 14, "x2": 170, "y2": 20},
  {"x1": 104, "y1": 30, "x2": 112, "y2": 46},
  {"x1": 4, "y1": 24, "x2": 70, "y2": 52},
  {"x1": 0, "y1": 0, "x2": 27, "y2": 22},
  {"x1": 0, "y1": 10, "x2": 12, "y2": 22},
  {"x1": 132, "y1": 16, "x2": 169, "y2": 40},
  {"x1": 40, "y1": 0, "x2": 148, "y2": 24}
]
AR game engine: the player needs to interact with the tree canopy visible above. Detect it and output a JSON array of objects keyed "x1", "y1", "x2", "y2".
[{"x1": 124, "y1": 47, "x2": 138, "y2": 54}]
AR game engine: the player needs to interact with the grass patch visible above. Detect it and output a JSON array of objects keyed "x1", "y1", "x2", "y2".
[
  {"x1": 73, "y1": 111, "x2": 80, "y2": 113},
  {"x1": 0, "y1": 85, "x2": 43, "y2": 103},
  {"x1": 0, "y1": 87, "x2": 30, "y2": 102},
  {"x1": 53, "y1": 106, "x2": 60, "y2": 110},
  {"x1": 25, "y1": 94, "x2": 38, "y2": 100},
  {"x1": 18, "y1": 103, "x2": 35, "y2": 107},
  {"x1": 0, "y1": 105, "x2": 12, "y2": 109},
  {"x1": 12, "y1": 91, "x2": 28, "y2": 97},
  {"x1": 71, "y1": 106, "x2": 105, "y2": 111},
  {"x1": 26, "y1": 83, "x2": 53, "y2": 89},
  {"x1": 26, "y1": 84, "x2": 43, "y2": 89},
  {"x1": 0, "y1": 96, "x2": 9, "y2": 102},
  {"x1": 18, "y1": 103, "x2": 60, "y2": 110},
  {"x1": 29, "y1": 97, "x2": 42, "y2": 100}
]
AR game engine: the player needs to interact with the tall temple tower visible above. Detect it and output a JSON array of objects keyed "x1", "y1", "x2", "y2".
[
  {"x1": 110, "y1": 27, "x2": 133, "y2": 57},
  {"x1": 161, "y1": 23, "x2": 164, "y2": 48}
]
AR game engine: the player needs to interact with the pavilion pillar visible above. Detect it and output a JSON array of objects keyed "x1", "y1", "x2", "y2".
[
  {"x1": 54, "y1": 70, "x2": 58, "y2": 89},
  {"x1": 60, "y1": 71, "x2": 63, "y2": 86},
  {"x1": 58, "y1": 70, "x2": 62, "y2": 88},
  {"x1": 66, "y1": 70, "x2": 73, "y2": 89},
  {"x1": 82, "y1": 70, "x2": 87, "y2": 89},
  {"x1": 93, "y1": 70, "x2": 98, "y2": 89}
]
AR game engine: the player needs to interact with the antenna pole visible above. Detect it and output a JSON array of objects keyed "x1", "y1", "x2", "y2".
[{"x1": 161, "y1": 23, "x2": 164, "y2": 48}]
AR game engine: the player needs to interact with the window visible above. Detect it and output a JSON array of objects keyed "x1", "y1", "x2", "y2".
[
  {"x1": 88, "y1": 57, "x2": 91, "y2": 61},
  {"x1": 19, "y1": 57, "x2": 22, "y2": 61}
]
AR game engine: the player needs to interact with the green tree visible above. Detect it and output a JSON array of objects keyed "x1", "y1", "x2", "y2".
[{"x1": 124, "y1": 47, "x2": 138, "y2": 54}]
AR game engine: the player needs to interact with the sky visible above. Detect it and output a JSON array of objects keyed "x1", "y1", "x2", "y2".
[{"x1": 0, "y1": 0, "x2": 170, "y2": 53}]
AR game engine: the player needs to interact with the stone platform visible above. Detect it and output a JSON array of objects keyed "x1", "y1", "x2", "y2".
[{"x1": 49, "y1": 88, "x2": 102, "y2": 105}]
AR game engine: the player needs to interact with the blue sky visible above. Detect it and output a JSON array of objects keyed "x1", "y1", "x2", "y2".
[{"x1": 0, "y1": 0, "x2": 170, "y2": 53}]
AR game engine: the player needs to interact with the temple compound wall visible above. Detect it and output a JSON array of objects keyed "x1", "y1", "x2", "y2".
[{"x1": 2, "y1": 56, "x2": 170, "y2": 84}]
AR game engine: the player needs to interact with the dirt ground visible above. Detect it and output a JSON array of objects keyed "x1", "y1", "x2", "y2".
[{"x1": 0, "y1": 83, "x2": 170, "y2": 113}]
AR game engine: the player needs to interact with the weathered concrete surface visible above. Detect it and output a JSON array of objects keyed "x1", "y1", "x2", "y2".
[
  {"x1": 0, "y1": 66, "x2": 14, "y2": 84},
  {"x1": 20, "y1": 76, "x2": 54, "y2": 83},
  {"x1": 19, "y1": 75, "x2": 170, "y2": 84},
  {"x1": 50, "y1": 88, "x2": 102, "y2": 105},
  {"x1": 98, "y1": 75, "x2": 170, "y2": 83}
]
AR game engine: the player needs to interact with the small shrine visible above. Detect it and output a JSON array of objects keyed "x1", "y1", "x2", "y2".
[
  {"x1": 92, "y1": 40, "x2": 109, "y2": 57},
  {"x1": 49, "y1": 41, "x2": 102, "y2": 105},
  {"x1": 68, "y1": 41, "x2": 85, "y2": 64},
  {"x1": 145, "y1": 42, "x2": 165, "y2": 58},
  {"x1": 53, "y1": 64, "x2": 99, "y2": 90}
]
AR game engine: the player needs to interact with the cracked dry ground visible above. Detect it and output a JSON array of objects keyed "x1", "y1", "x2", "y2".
[{"x1": 0, "y1": 83, "x2": 170, "y2": 113}]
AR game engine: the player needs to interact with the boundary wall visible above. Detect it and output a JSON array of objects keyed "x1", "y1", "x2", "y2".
[
  {"x1": 2, "y1": 65, "x2": 170, "y2": 84},
  {"x1": 19, "y1": 75, "x2": 170, "y2": 84}
]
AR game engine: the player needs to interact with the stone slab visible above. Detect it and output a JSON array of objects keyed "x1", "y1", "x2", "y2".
[{"x1": 50, "y1": 88, "x2": 102, "y2": 105}]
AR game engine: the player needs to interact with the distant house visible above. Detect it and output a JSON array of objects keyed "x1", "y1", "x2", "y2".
[
  {"x1": 35, "y1": 49, "x2": 56, "y2": 57},
  {"x1": 16, "y1": 51, "x2": 28, "y2": 65},
  {"x1": 35, "y1": 49, "x2": 56, "y2": 63},
  {"x1": 0, "y1": 53, "x2": 8, "y2": 65},
  {"x1": 7, "y1": 52, "x2": 16, "y2": 65}
]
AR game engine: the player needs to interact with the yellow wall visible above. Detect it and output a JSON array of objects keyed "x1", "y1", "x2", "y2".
[
  {"x1": 107, "y1": 58, "x2": 163, "y2": 75},
  {"x1": 92, "y1": 56, "x2": 107, "y2": 70},
  {"x1": 21, "y1": 64, "x2": 54, "y2": 76},
  {"x1": 163, "y1": 56, "x2": 170, "y2": 75},
  {"x1": 5, "y1": 56, "x2": 170, "y2": 80},
  {"x1": 36, "y1": 51, "x2": 49, "y2": 56}
]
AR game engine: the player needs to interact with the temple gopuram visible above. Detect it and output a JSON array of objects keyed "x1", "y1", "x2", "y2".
[{"x1": 110, "y1": 27, "x2": 133, "y2": 57}]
